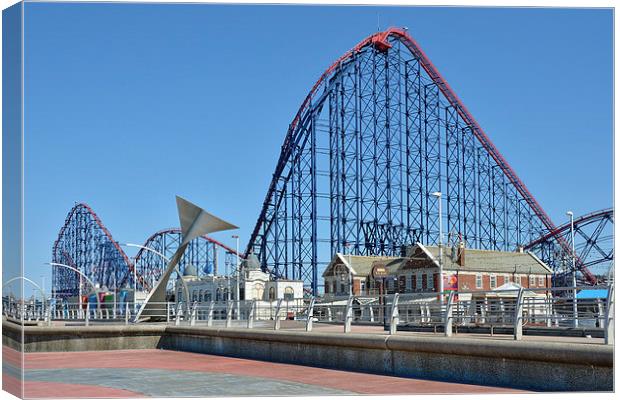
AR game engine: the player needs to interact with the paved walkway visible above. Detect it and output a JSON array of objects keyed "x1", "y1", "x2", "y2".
[{"x1": 3, "y1": 346, "x2": 525, "y2": 398}]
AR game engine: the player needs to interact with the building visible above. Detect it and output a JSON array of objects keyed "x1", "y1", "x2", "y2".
[
  {"x1": 323, "y1": 242, "x2": 553, "y2": 296},
  {"x1": 174, "y1": 254, "x2": 304, "y2": 305}
]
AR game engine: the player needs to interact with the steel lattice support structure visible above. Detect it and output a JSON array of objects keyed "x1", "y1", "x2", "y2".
[
  {"x1": 246, "y1": 28, "x2": 597, "y2": 294},
  {"x1": 51, "y1": 203, "x2": 138, "y2": 299},
  {"x1": 524, "y1": 209, "x2": 614, "y2": 285},
  {"x1": 52, "y1": 205, "x2": 241, "y2": 298},
  {"x1": 133, "y1": 228, "x2": 240, "y2": 290}
]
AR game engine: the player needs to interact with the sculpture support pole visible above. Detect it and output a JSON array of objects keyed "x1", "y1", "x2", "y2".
[{"x1": 134, "y1": 196, "x2": 238, "y2": 322}]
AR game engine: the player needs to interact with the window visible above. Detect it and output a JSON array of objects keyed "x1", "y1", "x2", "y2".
[
  {"x1": 427, "y1": 274, "x2": 434, "y2": 290},
  {"x1": 192, "y1": 291, "x2": 197, "y2": 302},
  {"x1": 421, "y1": 274, "x2": 427, "y2": 290},
  {"x1": 504, "y1": 274, "x2": 510, "y2": 284},
  {"x1": 529, "y1": 275, "x2": 535, "y2": 287},
  {"x1": 177, "y1": 290, "x2": 183, "y2": 302},
  {"x1": 268, "y1": 287, "x2": 276, "y2": 301},
  {"x1": 360, "y1": 281, "x2": 366, "y2": 293},
  {"x1": 538, "y1": 276, "x2": 544, "y2": 286},
  {"x1": 284, "y1": 287, "x2": 294, "y2": 301},
  {"x1": 332, "y1": 281, "x2": 337, "y2": 294},
  {"x1": 475, "y1": 274, "x2": 483, "y2": 289},
  {"x1": 411, "y1": 275, "x2": 416, "y2": 291},
  {"x1": 205, "y1": 293, "x2": 212, "y2": 302},
  {"x1": 490, "y1": 275, "x2": 497, "y2": 289},
  {"x1": 405, "y1": 275, "x2": 411, "y2": 290},
  {"x1": 254, "y1": 283, "x2": 265, "y2": 300},
  {"x1": 198, "y1": 290, "x2": 203, "y2": 302},
  {"x1": 416, "y1": 273, "x2": 422, "y2": 290},
  {"x1": 340, "y1": 283, "x2": 346, "y2": 293}
]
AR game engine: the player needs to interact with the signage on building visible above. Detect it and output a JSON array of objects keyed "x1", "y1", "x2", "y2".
[{"x1": 371, "y1": 265, "x2": 388, "y2": 278}]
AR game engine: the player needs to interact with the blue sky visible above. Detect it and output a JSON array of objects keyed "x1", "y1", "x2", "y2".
[{"x1": 22, "y1": 3, "x2": 612, "y2": 293}]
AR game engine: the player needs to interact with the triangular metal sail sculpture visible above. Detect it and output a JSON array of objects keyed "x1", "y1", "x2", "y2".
[{"x1": 135, "y1": 196, "x2": 238, "y2": 321}]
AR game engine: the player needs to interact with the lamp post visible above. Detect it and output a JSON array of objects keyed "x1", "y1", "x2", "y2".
[
  {"x1": 431, "y1": 192, "x2": 444, "y2": 302},
  {"x1": 46, "y1": 263, "x2": 101, "y2": 309},
  {"x1": 567, "y1": 211, "x2": 578, "y2": 328},
  {"x1": 232, "y1": 234, "x2": 240, "y2": 319},
  {"x1": 344, "y1": 242, "x2": 353, "y2": 295}
]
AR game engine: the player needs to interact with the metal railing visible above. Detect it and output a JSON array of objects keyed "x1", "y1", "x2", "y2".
[{"x1": 2, "y1": 284, "x2": 614, "y2": 344}]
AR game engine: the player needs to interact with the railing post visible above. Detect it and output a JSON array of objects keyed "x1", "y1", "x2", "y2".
[
  {"x1": 444, "y1": 291, "x2": 455, "y2": 337},
  {"x1": 389, "y1": 293, "x2": 400, "y2": 335},
  {"x1": 247, "y1": 300, "x2": 256, "y2": 329},
  {"x1": 273, "y1": 299, "x2": 283, "y2": 330},
  {"x1": 85, "y1": 303, "x2": 90, "y2": 327},
  {"x1": 545, "y1": 296, "x2": 552, "y2": 327},
  {"x1": 513, "y1": 288, "x2": 525, "y2": 340},
  {"x1": 46, "y1": 306, "x2": 52, "y2": 327},
  {"x1": 190, "y1": 302, "x2": 198, "y2": 326},
  {"x1": 604, "y1": 284, "x2": 614, "y2": 345},
  {"x1": 596, "y1": 298, "x2": 604, "y2": 328},
  {"x1": 175, "y1": 303, "x2": 183, "y2": 326},
  {"x1": 481, "y1": 298, "x2": 488, "y2": 324},
  {"x1": 125, "y1": 302, "x2": 130, "y2": 325},
  {"x1": 226, "y1": 300, "x2": 234, "y2": 328},
  {"x1": 207, "y1": 301, "x2": 215, "y2": 327},
  {"x1": 305, "y1": 297, "x2": 316, "y2": 332},
  {"x1": 344, "y1": 295, "x2": 354, "y2": 333},
  {"x1": 369, "y1": 304, "x2": 375, "y2": 322}
]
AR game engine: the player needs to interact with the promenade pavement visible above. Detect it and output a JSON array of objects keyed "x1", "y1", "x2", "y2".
[{"x1": 3, "y1": 346, "x2": 526, "y2": 398}]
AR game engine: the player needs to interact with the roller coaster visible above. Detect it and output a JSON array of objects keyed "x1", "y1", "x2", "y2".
[
  {"x1": 51, "y1": 28, "x2": 612, "y2": 297},
  {"x1": 51, "y1": 204, "x2": 240, "y2": 299}
]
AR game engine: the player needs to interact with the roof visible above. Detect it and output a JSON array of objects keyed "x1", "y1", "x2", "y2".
[
  {"x1": 322, "y1": 253, "x2": 402, "y2": 277},
  {"x1": 323, "y1": 243, "x2": 552, "y2": 277},
  {"x1": 576, "y1": 289, "x2": 609, "y2": 299},
  {"x1": 401, "y1": 244, "x2": 552, "y2": 275}
]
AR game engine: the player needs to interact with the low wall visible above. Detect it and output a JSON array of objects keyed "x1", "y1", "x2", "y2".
[
  {"x1": 3, "y1": 320, "x2": 613, "y2": 392},
  {"x1": 2, "y1": 322, "x2": 165, "y2": 352}
]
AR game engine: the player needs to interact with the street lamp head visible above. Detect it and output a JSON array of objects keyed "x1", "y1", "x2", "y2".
[
  {"x1": 431, "y1": 191, "x2": 442, "y2": 198},
  {"x1": 566, "y1": 211, "x2": 573, "y2": 217},
  {"x1": 232, "y1": 235, "x2": 239, "y2": 239}
]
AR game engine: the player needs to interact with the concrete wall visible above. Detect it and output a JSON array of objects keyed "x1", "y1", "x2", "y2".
[{"x1": 3, "y1": 321, "x2": 613, "y2": 392}]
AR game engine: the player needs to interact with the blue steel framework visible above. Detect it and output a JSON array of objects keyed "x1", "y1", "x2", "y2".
[
  {"x1": 133, "y1": 228, "x2": 239, "y2": 290},
  {"x1": 524, "y1": 209, "x2": 614, "y2": 285},
  {"x1": 52, "y1": 205, "x2": 239, "y2": 298},
  {"x1": 246, "y1": 28, "x2": 598, "y2": 294},
  {"x1": 51, "y1": 203, "x2": 137, "y2": 298}
]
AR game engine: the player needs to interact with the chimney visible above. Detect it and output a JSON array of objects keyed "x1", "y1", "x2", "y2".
[{"x1": 458, "y1": 241, "x2": 465, "y2": 267}]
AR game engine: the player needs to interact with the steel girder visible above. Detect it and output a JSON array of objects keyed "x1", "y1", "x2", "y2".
[
  {"x1": 524, "y1": 209, "x2": 614, "y2": 285},
  {"x1": 247, "y1": 28, "x2": 576, "y2": 294},
  {"x1": 133, "y1": 228, "x2": 240, "y2": 291},
  {"x1": 52, "y1": 205, "x2": 241, "y2": 297},
  {"x1": 51, "y1": 203, "x2": 137, "y2": 299}
]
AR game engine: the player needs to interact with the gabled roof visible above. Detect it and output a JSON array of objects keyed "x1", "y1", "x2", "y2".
[
  {"x1": 412, "y1": 243, "x2": 552, "y2": 275},
  {"x1": 323, "y1": 243, "x2": 552, "y2": 277},
  {"x1": 322, "y1": 253, "x2": 402, "y2": 277}
]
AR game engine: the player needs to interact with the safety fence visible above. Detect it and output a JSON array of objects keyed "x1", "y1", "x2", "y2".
[{"x1": 3, "y1": 285, "x2": 614, "y2": 344}]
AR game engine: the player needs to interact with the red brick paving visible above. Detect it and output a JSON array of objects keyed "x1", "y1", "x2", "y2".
[
  {"x1": 3, "y1": 347, "x2": 525, "y2": 395},
  {"x1": 3, "y1": 373, "x2": 145, "y2": 398}
]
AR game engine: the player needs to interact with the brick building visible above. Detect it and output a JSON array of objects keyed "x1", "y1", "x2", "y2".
[{"x1": 323, "y1": 243, "x2": 552, "y2": 296}]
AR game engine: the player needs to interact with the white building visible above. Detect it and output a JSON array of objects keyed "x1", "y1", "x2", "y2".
[{"x1": 174, "y1": 254, "x2": 304, "y2": 305}]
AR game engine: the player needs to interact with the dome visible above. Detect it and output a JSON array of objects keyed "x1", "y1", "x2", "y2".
[
  {"x1": 183, "y1": 264, "x2": 198, "y2": 277},
  {"x1": 243, "y1": 253, "x2": 261, "y2": 271}
]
